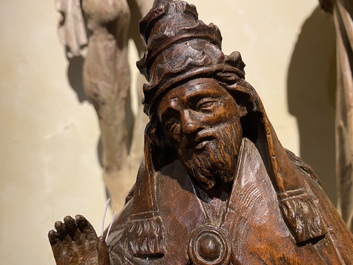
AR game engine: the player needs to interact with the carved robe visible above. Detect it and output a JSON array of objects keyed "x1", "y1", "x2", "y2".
[{"x1": 106, "y1": 138, "x2": 353, "y2": 264}]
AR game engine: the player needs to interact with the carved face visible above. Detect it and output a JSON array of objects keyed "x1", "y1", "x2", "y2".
[{"x1": 157, "y1": 78, "x2": 243, "y2": 190}]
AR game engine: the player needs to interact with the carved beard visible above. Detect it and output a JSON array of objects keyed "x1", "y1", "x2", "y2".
[{"x1": 179, "y1": 120, "x2": 242, "y2": 191}]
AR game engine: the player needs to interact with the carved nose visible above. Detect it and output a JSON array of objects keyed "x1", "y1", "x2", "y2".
[
  {"x1": 183, "y1": 121, "x2": 199, "y2": 134},
  {"x1": 181, "y1": 110, "x2": 202, "y2": 135}
]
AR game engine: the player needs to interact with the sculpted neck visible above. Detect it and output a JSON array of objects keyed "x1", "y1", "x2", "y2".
[{"x1": 198, "y1": 181, "x2": 233, "y2": 201}]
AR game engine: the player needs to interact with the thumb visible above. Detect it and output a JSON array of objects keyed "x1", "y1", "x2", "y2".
[{"x1": 97, "y1": 236, "x2": 110, "y2": 265}]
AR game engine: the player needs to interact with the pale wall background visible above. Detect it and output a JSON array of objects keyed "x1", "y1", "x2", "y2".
[{"x1": 0, "y1": 0, "x2": 336, "y2": 264}]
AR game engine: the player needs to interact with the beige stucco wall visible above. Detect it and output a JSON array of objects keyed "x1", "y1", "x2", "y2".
[{"x1": 0, "y1": 0, "x2": 336, "y2": 264}]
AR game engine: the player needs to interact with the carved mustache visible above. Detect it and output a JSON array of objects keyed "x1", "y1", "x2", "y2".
[{"x1": 189, "y1": 128, "x2": 217, "y2": 150}]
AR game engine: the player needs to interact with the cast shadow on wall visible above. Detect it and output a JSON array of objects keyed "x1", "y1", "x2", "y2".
[
  {"x1": 287, "y1": 6, "x2": 337, "y2": 204},
  {"x1": 67, "y1": 56, "x2": 87, "y2": 103}
]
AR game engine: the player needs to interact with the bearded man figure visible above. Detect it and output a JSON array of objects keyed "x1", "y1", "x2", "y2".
[{"x1": 49, "y1": 0, "x2": 353, "y2": 264}]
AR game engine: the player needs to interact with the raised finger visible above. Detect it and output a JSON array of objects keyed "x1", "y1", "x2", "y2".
[
  {"x1": 55, "y1": 221, "x2": 67, "y2": 241},
  {"x1": 48, "y1": 229, "x2": 59, "y2": 246},
  {"x1": 64, "y1": 215, "x2": 77, "y2": 239}
]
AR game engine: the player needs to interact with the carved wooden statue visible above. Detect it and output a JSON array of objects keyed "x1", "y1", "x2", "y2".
[{"x1": 49, "y1": 0, "x2": 353, "y2": 264}]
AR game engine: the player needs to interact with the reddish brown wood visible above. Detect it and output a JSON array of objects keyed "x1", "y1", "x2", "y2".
[{"x1": 49, "y1": 1, "x2": 353, "y2": 263}]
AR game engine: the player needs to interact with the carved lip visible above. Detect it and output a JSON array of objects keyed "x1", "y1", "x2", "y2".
[{"x1": 194, "y1": 140, "x2": 211, "y2": 150}]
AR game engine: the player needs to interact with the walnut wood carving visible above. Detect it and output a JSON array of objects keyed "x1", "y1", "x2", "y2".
[{"x1": 50, "y1": 0, "x2": 353, "y2": 264}]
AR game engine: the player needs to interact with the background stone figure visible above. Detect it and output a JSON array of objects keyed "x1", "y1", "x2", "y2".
[
  {"x1": 55, "y1": 0, "x2": 153, "y2": 211},
  {"x1": 320, "y1": 0, "x2": 353, "y2": 231}
]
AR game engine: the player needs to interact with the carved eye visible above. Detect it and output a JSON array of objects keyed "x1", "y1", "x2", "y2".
[{"x1": 196, "y1": 98, "x2": 217, "y2": 111}]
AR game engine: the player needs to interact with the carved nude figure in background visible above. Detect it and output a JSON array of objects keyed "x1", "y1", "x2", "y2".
[
  {"x1": 50, "y1": 0, "x2": 353, "y2": 264},
  {"x1": 55, "y1": 0, "x2": 152, "y2": 211},
  {"x1": 319, "y1": 0, "x2": 353, "y2": 232}
]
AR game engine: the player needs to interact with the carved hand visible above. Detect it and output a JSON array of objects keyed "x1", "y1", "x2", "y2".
[
  {"x1": 55, "y1": 0, "x2": 88, "y2": 57},
  {"x1": 48, "y1": 215, "x2": 110, "y2": 265}
]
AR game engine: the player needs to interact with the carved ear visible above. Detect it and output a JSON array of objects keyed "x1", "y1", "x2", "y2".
[
  {"x1": 238, "y1": 104, "x2": 248, "y2": 118},
  {"x1": 146, "y1": 120, "x2": 178, "y2": 170},
  {"x1": 146, "y1": 121, "x2": 159, "y2": 148}
]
